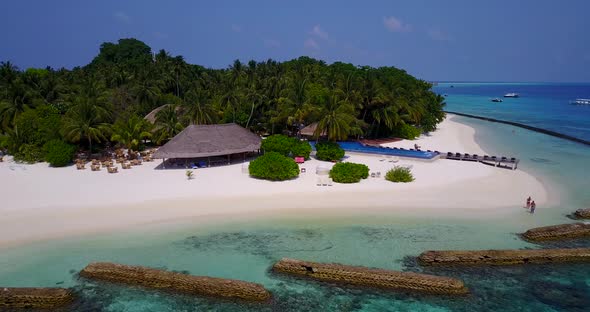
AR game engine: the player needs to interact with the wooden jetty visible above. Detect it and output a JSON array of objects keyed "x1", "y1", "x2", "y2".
[
  {"x1": 80, "y1": 262, "x2": 271, "y2": 302},
  {"x1": 441, "y1": 152, "x2": 519, "y2": 170},
  {"x1": 521, "y1": 223, "x2": 590, "y2": 241},
  {"x1": 418, "y1": 248, "x2": 590, "y2": 266},
  {"x1": 272, "y1": 258, "x2": 468, "y2": 295},
  {"x1": 0, "y1": 287, "x2": 73, "y2": 309}
]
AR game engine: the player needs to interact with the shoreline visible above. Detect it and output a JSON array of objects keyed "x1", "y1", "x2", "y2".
[
  {"x1": 0, "y1": 115, "x2": 551, "y2": 249},
  {"x1": 445, "y1": 111, "x2": 590, "y2": 147}
]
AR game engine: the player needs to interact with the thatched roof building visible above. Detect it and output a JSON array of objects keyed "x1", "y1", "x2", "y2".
[
  {"x1": 144, "y1": 104, "x2": 181, "y2": 124},
  {"x1": 152, "y1": 123, "x2": 261, "y2": 159},
  {"x1": 299, "y1": 122, "x2": 326, "y2": 137}
]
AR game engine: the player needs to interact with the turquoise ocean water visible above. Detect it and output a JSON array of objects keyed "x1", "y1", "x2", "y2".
[{"x1": 1, "y1": 83, "x2": 590, "y2": 311}]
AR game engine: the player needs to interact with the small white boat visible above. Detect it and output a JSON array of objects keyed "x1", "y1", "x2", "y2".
[
  {"x1": 571, "y1": 98, "x2": 590, "y2": 105},
  {"x1": 504, "y1": 93, "x2": 519, "y2": 98},
  {"x1": 491, "y1": 98, "x2": 503, "y2": 102}
]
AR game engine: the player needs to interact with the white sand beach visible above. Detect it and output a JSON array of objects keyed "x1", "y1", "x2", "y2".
[{"x1": 0, "y1": 115, "x2": 548, "y2": 248}]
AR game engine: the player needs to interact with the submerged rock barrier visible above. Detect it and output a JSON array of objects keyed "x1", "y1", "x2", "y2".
[
  {"x1": 445, "y1": 111, "x2": 590, "y2": 146},
  {"x1": 80, "y1": 262, "x2": 271, "y2": 302},
  {"x1": 0, "y1": 287, "x2": 73, "y2": 309},
  {"x1": 573, "y1": 208, "x2": 590, "y2": 219},
  {"x1": 272, "y1": 258, "x2": 468, "y2": 295},
  {"x1": 521, "y1": 223, "x2": 590, "y2": 241},
  {"x1": 418, "y1": 248, "x2": 590, "y2": 266}
]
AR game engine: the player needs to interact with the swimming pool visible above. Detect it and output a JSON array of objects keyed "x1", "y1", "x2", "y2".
[{"x1": 310, "y1": 141, "x2": 439, "y2": 160}]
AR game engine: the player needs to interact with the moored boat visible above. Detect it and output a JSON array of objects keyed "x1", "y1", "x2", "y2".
[
  {"x1": 504, "y1": 93, "x2": 519, "y2": 98},
  {"x1": 570, "y1": 98, "x2": 590, "y2": 105},
  {"x1": 491, "y1": 98, "x2": 503, "y2": 102}
]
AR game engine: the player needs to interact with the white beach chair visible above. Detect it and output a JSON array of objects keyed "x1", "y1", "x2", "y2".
[
  {"x1": 316, "y1": 177, "x2": 322, "y2": 186},
  {"x1": 328, "y1": 178, "x2": 333, "y2": 186},
  {"x1": 322, "y1": 177, "x2": 328, "y2": 186}
]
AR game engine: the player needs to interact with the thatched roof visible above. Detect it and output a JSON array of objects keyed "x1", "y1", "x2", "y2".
[
  {"x1": 152, "y1": 123, "x2": 261, "y2": 159},
  {"x1": 144, "y1": 104, "x2": 181, "y2": 124},
  {"x1": 300, "y1": 122, "x2": 326, "y2": 137}
]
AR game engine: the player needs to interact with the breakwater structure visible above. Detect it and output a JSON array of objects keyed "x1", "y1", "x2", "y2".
[
  {"x1": 445, "y1": 111, "x2": 590, "y2": 147},
  {"x1": 418, "y1": 248, "x2": 590, "y2": 266},
  {"x1": 521, "y1": 223, "x2": 590, "y2": 242},
  {"x1": 573, "y1": 208, "x2": 590, "y2": 219},
  {"x1": 80, "y1": 262, "x2": 271, "y2": 302},
  {"x1": 0, "y1": 287, "x2": 73, "y2": 309},
  {"x1": 272, "y1": 258, "x2": 468, "y2": 295}
]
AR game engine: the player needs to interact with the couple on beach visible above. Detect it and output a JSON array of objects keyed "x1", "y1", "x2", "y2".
[{"x1": 526, "y1": 196, "x2": 536, "y2": 214}]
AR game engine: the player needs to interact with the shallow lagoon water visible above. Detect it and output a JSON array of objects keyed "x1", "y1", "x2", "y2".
[{"x1": 2, "y1": 85, "x2": 590, "y2": 310}]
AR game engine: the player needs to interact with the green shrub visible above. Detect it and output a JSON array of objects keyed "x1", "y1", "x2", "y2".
[
  {"x1": 385, "y1": 166, "x2": 415, "y2": 183},
  {"x1": 249, "y1": 152, "x2": 299, "y2": 181},
  {"x1": 315, "y1": 142, "x2": 344, "y2": 161},
  {"x1": 44, "y1": 140, "x2": 76, "y2": 167},
  {"x1": 329, "y1": 162, "x2": 369, "y2": 183},
  {"x1": 14, "y1": 144, "x2": 44, "y2": 163},
  {"x1": 394, "y1": 124, "x2": 422, "y2": 140},
  {"x1": 261, "y1": 134, "x2": 311, "y2": 159}
]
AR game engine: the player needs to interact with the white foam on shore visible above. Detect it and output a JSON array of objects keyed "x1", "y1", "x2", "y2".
[{"x1": 0, "y1": 116, "x2": 548, "y2": 248}]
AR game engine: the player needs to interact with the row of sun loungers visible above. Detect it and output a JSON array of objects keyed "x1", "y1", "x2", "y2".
[
  {"x1": 316, "y1": 177, "x2": 333, "y2": 186},
  {"x1": 445, "y1": 152, "x2": 517, "y2": 163}
]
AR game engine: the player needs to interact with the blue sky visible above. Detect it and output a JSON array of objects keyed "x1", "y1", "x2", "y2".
[{"x1": 2, "y1": 0, "x2": 589, "y2": 82}]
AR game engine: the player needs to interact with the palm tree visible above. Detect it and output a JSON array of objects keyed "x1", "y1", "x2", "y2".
[
  {"x1": 132, "y1": 70, "x2": 161, "y2": 113},
  {"x1": 110, "y1": 115, "x2": 152, "y2": 150},
  {"x1": 0, "y1": 79, "x2": 33, "y2": 130},
  {"x1": 314, "y1": 92, "x2": 361, "y2": 141},
  {"x1": 61, "y1": 101, "x2": 110, "y2": 152},
  {"x1": 153, "y1": 105, "x2": 184, "y2": 144},
  {"x1": 183, "y1": 88, "x2": 214, "y2": 125}
]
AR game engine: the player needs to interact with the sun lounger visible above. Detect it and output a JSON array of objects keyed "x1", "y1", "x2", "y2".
[
  {"x1": 322, "y1": 178, "x2": 328, "y2": 186},
  {"x1": 328, "y1": 178, "x2": 333, "y2": 186},
  {"x1": 317, "y1": 177, "x2": 322, "y2": 186},
  {"x1": 376, "y1": 172, "x2": 381, "y2": 178},
  {"x1": 371, "y1": 172, "x2": 376, "y2": 178}
]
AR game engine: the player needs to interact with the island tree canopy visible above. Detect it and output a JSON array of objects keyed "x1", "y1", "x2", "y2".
[{"x1": 0, "y1": 38, "x2": 445, "y2": 161}]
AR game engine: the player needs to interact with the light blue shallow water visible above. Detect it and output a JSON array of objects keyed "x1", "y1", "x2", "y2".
[
  {"x1": 1, "y1": 83, "x2": 590, "y2": 311},
  {"x1": 434, "y1": 82, "x2": 590, "y2": 142}
]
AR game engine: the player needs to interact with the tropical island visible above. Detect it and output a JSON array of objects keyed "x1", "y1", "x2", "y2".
[
  {"x1": 0, "y1": 38, "x2": 545, "y2": 248},
  {"x1": 0, "y1": 38, "x2": 444, "y2": 162}
]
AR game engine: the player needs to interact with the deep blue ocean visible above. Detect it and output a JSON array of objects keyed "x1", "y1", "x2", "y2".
[{"x1": 433, "y1": 82, "x2": 590, "y2": 142}]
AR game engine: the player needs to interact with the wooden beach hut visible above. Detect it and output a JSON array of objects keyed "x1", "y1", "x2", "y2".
[
  {"x1": 152, "y1": 123, "x2": 261, "y2": 168},
  {"x1": 299, "y1": 122, "x2": 326, "y2": 138}
]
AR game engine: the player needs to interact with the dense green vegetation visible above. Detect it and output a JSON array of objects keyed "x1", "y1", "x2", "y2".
[
  {"x1": 44, "y1": 140, "x2": 76, "y2": 167},
  {"x1": 385, "y1": 166, "x2": 415, "y2": 182},
  {"x1": 261, "y1": 134, "x2": 311, "y2": 159},
  {"x1": 329, "y1": 162, "x2": 369, "y2": 183},
  {"x1": 0, "y1": 38, "x2": 445, "y2": 162},
  {"x1": 315, "y1": 142, "x2": 345, "y2": 161},
  {"x1": 248, "y1": 152, "x2": 299, "y2": 181}
]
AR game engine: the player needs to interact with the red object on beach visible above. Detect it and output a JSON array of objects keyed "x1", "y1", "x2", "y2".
[{"x1": 295, "y1": 156, "x2": 305, "y2": 164}]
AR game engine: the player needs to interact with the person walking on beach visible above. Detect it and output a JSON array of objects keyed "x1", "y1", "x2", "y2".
[
  {"x1": 530, "y1": 201, "x2": 536, "y2": 214},
  {"x1": 526, "y1": 196, "x2": 531, "y2": 209}
]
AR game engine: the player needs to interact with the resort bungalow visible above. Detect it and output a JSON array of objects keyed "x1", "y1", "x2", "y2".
[
  {"x1": 152, "y1": 123, "x2": 262, "y2": 168},
  {"x1": 299, "y1": 122, "x2": 326, "y2": 138}
]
